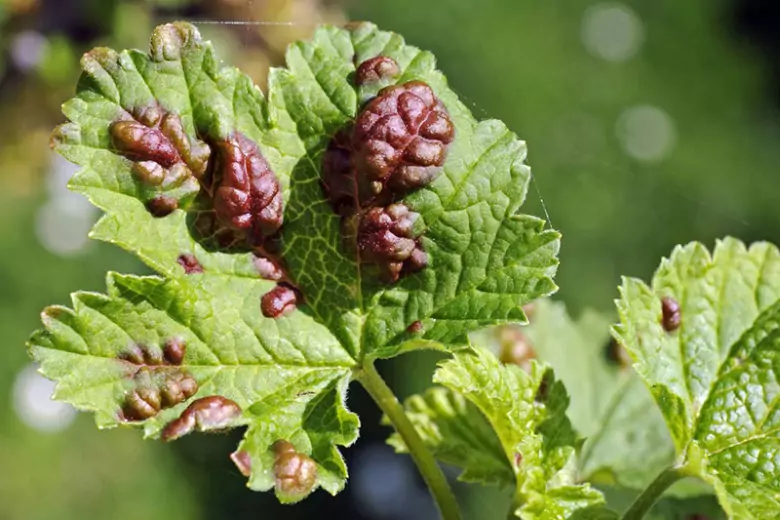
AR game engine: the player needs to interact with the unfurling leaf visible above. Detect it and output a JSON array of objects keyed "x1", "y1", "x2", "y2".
[
  {"x1": 394, "y1": 346, "x2": 612, "y2": 519},
  {"x1": 504, "y1": 300, "x2": 709, "y2": 497},
  {"x1": 32, "y1": 19, "x2": 559, "y2": 505},
  {"x1": 614, "y1": 238, "x2": 780, "y2": 518}
]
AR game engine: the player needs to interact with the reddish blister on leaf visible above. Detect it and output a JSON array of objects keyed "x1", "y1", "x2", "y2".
[
  {"x1": 261, "y1": 283, "x2": 299, "y2": 318},
  {"x1": 161, "y1": 396, "x2": 242, "y2": 441},
  {"x1": 497, "y1": 326, "x2": 536, "y2": 373},
  {"x1": 272, "y1": 440, "x2": 318, "y2": 502},
  {"x1": 252, "y1": 254, "x2": 283, "y2": 281},
  {"x1": 231, "y1": 450, "x2": 252, "y2": 477},
  {"x1": 606, "y1": 337, "x2": 632, "y2": 368},
  {"x1": 163, "y1": 337, "x2": 186, "y2": 365},
  {"x1": 661, "y1": 296, "x2": 681, "y2": 332},
  {"x1": 177, "y1": 254, "x2": 204, "y2": 274},
  {"x1": 355, "y1": 56, "x2": 400, "y2": 86},
  {"x1": 357, "y1": 204, "x2": 427, "y2": 282},
  {"x1": 407, "y1": 320, "x2": 423, "y2": 334},
  {"x1": 147, "y1": 195, "x2": 179, "y2": 217},
  {"x1": 207, "y1": 132, "x2": 283, "y2": 245},
  {"x1": 353, "y1": 80, "x2": 454, "y2": 204}
]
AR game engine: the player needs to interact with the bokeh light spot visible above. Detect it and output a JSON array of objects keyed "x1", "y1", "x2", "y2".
[
  {"x1": 10, "y1": 30, "x2": 47, "y2": 72},
  {"x1": 582, "y1": 3, "x2": 644, "y2": 62},
  {"x1": 616, "y1": 105, "x2": 677, "y2": 162},
  {"x1": 35, "y1": 196, "x2": 97, "y2": 256},
  {"x1": 13, "y1": 363, "x2": 77, "y2": 433}
]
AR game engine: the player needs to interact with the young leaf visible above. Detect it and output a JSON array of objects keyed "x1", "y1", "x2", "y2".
[
  {"x1": 614, "y1": 237, "x2": 780, "y2": 518},
  {"x1": 32, "y1": 20, "x2": 559, "y2": 503},
  {"x1": 517, "y1": 300, "x2": 708, "y2": 496},
  {"x1": 395, "y1": 346, "x2": 611, "y2": 519},
  {"x1": 386, "y1": 386, "x2": 513, "y2": 486}
]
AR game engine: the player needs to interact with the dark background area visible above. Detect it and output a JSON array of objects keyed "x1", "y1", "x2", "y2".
[{"x1": 0, "y1": 0, "x2": 778, "y2": 518}]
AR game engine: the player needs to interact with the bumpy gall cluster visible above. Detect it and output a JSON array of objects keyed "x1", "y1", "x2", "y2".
[
  {"x1": 661, "y1": 296, "x2": 681, "y2": 332},
  {"x1": 119, "y1": 341, "x2": 199, "y2": 421},
  {"x1": 357, "y1": 204, "x2": 427, "y2": 282},
  {"x1": 353, "y1": 80, "x2": 454, "y2": 203},
  {"x1": 272, "y1": 440, "x2": 318, "y2": 503},
  {"x1": 110, "y1": 105, "x2": 210, "y2": 216},
  {"x1": 206, "y1": 132, "x2": 283, "y2": 246},
  {"x1": 122, "y1": 370, "x2": 198, "y2": 421},
  {"x1": 322, "y1": 57, "x2": 454, "y2": 283},
  {"x1": 161, "y1": 395, "x2": 242, "y2": 441}
]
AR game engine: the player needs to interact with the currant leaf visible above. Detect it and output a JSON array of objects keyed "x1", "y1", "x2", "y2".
[
  {"x1": 34, "y1": 19, "x2": 560, "y2": 504},
  {"x1": 399, "y1": 347, "x2": 611, "y2": 519},
  {"x1": 29, "y1": 272, "x2": 356, "y2": 496},
  {"x1": 614, "y1": 237, "x2": 780, "y2": 518},
  {"x1": 516, "y1": 300, "x2": 708, "y2": 496},
  {"x1": 386, "y1": 386, "x2": 513, "y2": 486},
  {"x1": 277, "y1": 22, "x2": 560, "y2": 359}
]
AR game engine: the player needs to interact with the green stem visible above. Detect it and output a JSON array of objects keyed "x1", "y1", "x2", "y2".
[
  {"x1": 621, "y1": 466, "x2": 686, "y2": 520},
  {"x1": 356, "y1": 360, "x2": 463, "y2": 520}
]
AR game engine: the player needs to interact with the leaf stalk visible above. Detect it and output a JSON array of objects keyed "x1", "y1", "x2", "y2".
[
  {"x1": 620, "y1": 466, "x2": 686, "y2": 520},
  {"x1": 356, "y1": 360, "x2": 463, "y2": 520}
]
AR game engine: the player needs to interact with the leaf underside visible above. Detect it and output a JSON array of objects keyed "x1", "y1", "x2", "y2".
[
  {"x1": 31, "y1": 21, "x2": 560, "y2": 501},
  {"x1": 615, "y1": 237, "x2": 780, "y2": 518}
]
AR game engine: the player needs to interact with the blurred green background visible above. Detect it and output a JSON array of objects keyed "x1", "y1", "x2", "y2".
[{"x1": 0, "y1": 0, "x2": 777, "y2": 518}]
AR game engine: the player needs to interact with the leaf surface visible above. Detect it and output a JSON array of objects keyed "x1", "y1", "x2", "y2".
[
  {"x1": 614, "y1": 238, "x2": 780, "y2": 518},
  {"x1": 394, "y1": 347, "x2": 611, "y2": 519},
  {"x1": 519, "y1": 300, "x2": 702, "y2": 495},
  {"x1": 33, "y1": 21, "x2": 560, "y2": 501}
]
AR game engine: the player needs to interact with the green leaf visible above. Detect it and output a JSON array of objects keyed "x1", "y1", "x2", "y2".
[
  {"x1": 387, "y1": 386, "x2": 513, "y2": 485},
  {"x1": 406, "y1": 347, "x2": 610, "y2": 519},
  {"x1": 517, "y1": 300, "x2": 709, "y2": 497},
  {"x1": 614, "y1": 237, "x2": 780, "y2": 518},
  {"x1": 29, "y1": 271, "x2": 357, "y2": 500},
  {"x1": 275, "y1": 22, "x2": 561, "y2": 358},
  {"x1": 34, "y1": 20, "x2": 559, "y2": 502}
]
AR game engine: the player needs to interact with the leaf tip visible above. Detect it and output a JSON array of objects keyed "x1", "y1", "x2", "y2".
[
  {"x1": 50, "y1": 123, "x2": 78, "y2": 151},
  {"x1": 149, "y1": 21, "x2": 202, "y2": 62}
]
